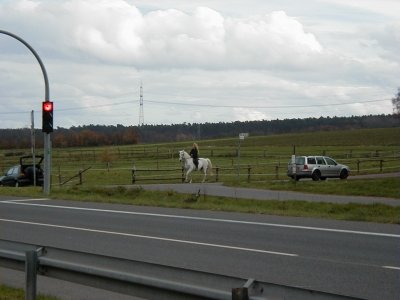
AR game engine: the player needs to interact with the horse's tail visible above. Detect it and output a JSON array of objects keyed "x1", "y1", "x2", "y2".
[{"x1": 207, "y1": 158, "x2": 213, "y2": 175}]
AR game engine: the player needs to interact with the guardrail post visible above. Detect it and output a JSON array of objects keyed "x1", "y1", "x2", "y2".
[
  {"x1": 25, "y1": 250, "x2": 38, "y2": 300},
  {"x1": 232, "y1": 278, "x2": 254, "y2": 300},
  {"x1": 232, "y1": 287, "x2": 248, "y2": 300}
]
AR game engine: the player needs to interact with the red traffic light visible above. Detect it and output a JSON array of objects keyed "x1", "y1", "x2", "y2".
[
  {"x1": 43, "y1": 101, "x2": 53, "y2": 112},
  {"x1": 42, "y1": 101, "x2": 54, "y2": 133}
]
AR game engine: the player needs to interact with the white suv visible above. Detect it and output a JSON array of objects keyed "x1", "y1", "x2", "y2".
[{"x1": 287, "y1": 156, "x2": 350, "y2": 181}]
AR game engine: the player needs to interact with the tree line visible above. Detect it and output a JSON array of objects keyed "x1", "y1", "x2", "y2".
[{"x1": 0, "y1": 114, "x2": 398, "y2": 150}]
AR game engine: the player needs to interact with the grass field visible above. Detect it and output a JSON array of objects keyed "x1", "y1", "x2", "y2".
[
  {"x1": 2, "y1": 127, "x2": 397, "y2": 186},
  {"x1": 0, "y1": 127, "x2": 399, "y2": 223}
]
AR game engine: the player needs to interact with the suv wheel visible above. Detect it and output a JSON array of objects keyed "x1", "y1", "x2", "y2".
[
  {"x1": 312, "y1": 170, "x2": 321, "y2": 181},
  {"x1": 340, "y1": 169, "x2": 349, "y2": 179}
]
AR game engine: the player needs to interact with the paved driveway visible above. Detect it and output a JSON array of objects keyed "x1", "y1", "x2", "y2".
[{"x1": 131, "y1": 173, "x2": 400, "y2": 206}]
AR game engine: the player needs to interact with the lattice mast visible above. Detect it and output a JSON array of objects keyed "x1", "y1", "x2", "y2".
[{"x1": 139, "y1": 83, "x2": 144, "y2": 126}]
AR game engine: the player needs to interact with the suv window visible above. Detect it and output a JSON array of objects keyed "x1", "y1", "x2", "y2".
[
  {"x1": 6, "y1": 167, "x2": 18, "y2": 176},
  {"x1": 307, "y1": 157, "x2": 316, "y2": 164},
  {"x1": 295, "y1": 157, "x2": 305, "y2": 164},
  {"x1": 324, "y1": 157, "x2": 337, "y2": 166},
  {"x1": 316, "y1": 157, "x2": 326, "y2": 165}
]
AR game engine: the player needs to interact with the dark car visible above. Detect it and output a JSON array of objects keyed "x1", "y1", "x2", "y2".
[
  {"x1": 287, "y1": 155, "x2": 350, "y2": 181},
  {"x1": 0, "y1": 156, "x2": 44, "y2": 187}
]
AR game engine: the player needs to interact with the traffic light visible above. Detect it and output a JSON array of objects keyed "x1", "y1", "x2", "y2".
[{"x1": 42, "y1": 101, "x2": 53, "y2": 133}]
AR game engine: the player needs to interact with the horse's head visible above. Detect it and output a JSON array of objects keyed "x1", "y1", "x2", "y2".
[
  {"x1": 179, "y1": 150, "x2": 190, "y2": 162},
  {"x1": 178, "y1": 150, "x2": 185, "y2": 162}
]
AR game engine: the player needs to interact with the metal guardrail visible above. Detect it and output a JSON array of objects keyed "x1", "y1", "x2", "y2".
[{"x1": 0, "y1": 239, "x2": 363, "y2": 300}]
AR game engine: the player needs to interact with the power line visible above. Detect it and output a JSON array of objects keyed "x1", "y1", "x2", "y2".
[
  {"x1": 0, "y1": 100, "x2": 139, "y2": 115},
  {"x1": 0, "y1": 97, "x2": 391, "y2": 115},
  {"x1": 145, "y1": 98, "x2": 391, "y2": 109}
]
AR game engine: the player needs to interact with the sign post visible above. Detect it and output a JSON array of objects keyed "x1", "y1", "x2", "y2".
[{"x1": 237, "y1": 133, "x2": 249, "y2": 179}]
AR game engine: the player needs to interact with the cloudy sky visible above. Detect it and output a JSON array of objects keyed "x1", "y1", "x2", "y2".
[{"x1": 0, "y1": 0, "x2": 399, "y2": 129}]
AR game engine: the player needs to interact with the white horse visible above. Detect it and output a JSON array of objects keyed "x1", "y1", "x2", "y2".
[{"x1": 179, "y1": 150, "x2": 213, "y2": 183}]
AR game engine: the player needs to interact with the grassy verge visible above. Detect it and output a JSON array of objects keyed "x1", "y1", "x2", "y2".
[
  {"x1": 1, "y1": 183, "x2": 399, "y2": 224},
  {"x1": 227, "y1": 177, "x2": 400, "y2": 199},
  {"x1": 0, "y1": 284, "x2": 59, "y2": 300}
]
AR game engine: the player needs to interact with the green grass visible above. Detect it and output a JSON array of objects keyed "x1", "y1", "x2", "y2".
[
  {"x1": 229, "y1": 177, "x2": 400, "y2": 199},
  {"x1": 42, "y1": 185, "x2": 400, "y2": 224},
  {"x1": 1, "y1": 183, "x2": 399, "y2": 224},
  {"x1": 0, "y1": 284, "x2": 59, "y2": 300}
]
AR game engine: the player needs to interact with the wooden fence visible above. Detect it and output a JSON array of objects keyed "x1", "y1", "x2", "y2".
[{"x1": 112, "y1": 158, "x2": 400, "y2": 185}]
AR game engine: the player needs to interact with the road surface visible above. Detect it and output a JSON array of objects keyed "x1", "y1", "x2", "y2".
[{"x1": 0, "y1": 196, "x2": 399, "y2": 299}]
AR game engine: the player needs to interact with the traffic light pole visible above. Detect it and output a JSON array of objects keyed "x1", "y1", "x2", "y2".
[{"x1": 0, "y1": 30, "x2": 51, "y2": 194}]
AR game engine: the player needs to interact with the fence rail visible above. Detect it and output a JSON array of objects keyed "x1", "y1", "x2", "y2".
[
  {"x1": 0, "y1": 239, "x2": 362, "y2": 300},
  {"x1": 125, "y1": 159, "x2": 400, "y2": 184}
]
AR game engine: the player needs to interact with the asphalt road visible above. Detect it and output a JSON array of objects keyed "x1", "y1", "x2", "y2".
[{"x1": 0, "y1": 196, "x2": 399, "y2": 299}]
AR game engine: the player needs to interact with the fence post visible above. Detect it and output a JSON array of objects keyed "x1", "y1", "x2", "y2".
[
  {"x1": 182, "y1": 167, "x2": 185, "y2": 183},
  {"x1": 58, "y1": 165, "x2": 62, "y2": 186},
  {"x1": 357, "y1": 160, "x2": 360, "y2": 174},
  {"x1": 247, "y1": 165, "x2": 251, "y2": 182},
  {"x1": 79, "y1": 169, "x2": 83, "y2": 185},
  {"x1": 157, "y1": 147, "x2": 159, "y2": 170},
  {"x1": 275, "y1": 165, "x2": 279, "y2": 179},
  {"x1": 380, "y1": 160, "x2": 383, "y2": 172},
  {"x1": 216, "y1": 167, "x2": 219, "y2": 182},
  {"x1": 132, "y1": 163, "x2": 136, "y2": 184},
  {"x1": 25, "y1": 250, "x2": 38, "y2": 300}
]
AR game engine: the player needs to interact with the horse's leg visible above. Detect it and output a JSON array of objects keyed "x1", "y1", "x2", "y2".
[
  {"x1": 185, "y1": 169, "x2": 190, "y2": 183},
  {"x1": 202, "y1": 167, "x2": 207, "y2": 183},
  {"x1": 186, "y1": 167, "x2": 193, "y2": 183}
]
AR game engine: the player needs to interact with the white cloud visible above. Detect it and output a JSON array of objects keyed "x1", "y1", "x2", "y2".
[
  {"x1": 9, "y1": 1, "x2": 322, "y2": 69},
  {"x1": 0, "y1": 0, "x2": 397, "y2": 128}
]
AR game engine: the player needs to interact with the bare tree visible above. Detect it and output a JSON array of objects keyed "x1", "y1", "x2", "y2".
[{"x1": 392, "y1": 87, "x2": 400, "y2": 114}]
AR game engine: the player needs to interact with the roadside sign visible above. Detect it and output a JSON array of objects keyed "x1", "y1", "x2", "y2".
[{"x1": 239, "y1": 133, "x2": 249, "y2": 140}]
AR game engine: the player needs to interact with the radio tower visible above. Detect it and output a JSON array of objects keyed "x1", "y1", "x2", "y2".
[{"x1": 139, "y1": 82, "x2": 144, "y2": 126}]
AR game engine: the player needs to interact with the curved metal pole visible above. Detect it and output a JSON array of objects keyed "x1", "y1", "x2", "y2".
[
  {"x1": 0, "y1": 30, "x2": 49, "y2": 100},
  {"x1": 0, "y1": 29, "x2": 51, "y2": 195}
]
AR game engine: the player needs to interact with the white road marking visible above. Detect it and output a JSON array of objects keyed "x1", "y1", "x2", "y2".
[
  {"x1": 0, "y1": 218, "x2": 297, "y2": 257},
  {"x1": 2, "y1": 200, "x2": 399, "y2": 238},
  {"x1": 383, "y1": 266, "x2": 400, "y2": 270},
  {"x1": 0, "y1": 198, "x2": 50, "y2": 202}
]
